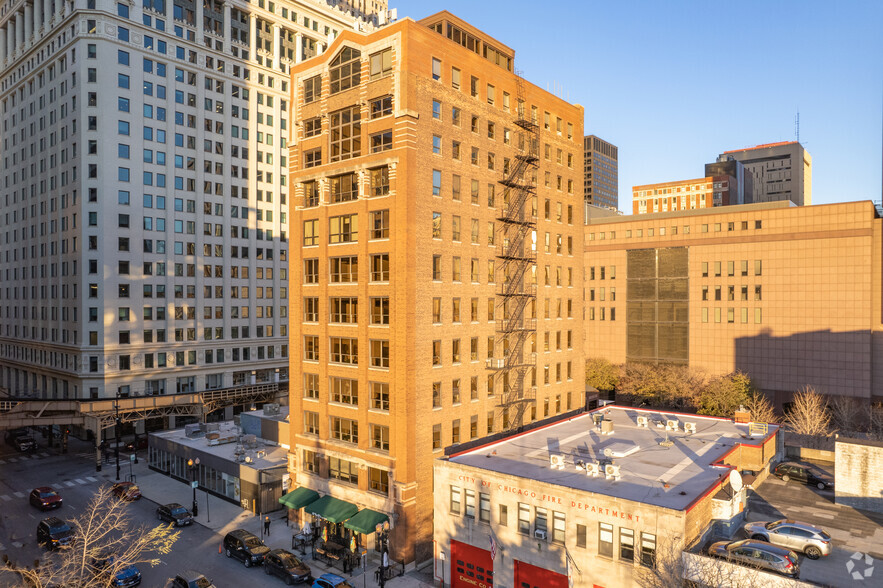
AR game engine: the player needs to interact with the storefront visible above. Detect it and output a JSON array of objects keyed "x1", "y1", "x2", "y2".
[{"x1": 433, "y1": 406, "x2": 778, "y2": 587}]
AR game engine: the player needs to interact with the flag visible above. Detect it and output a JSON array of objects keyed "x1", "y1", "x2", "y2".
[{"x1": 489, "y1": 533, "x2": 496, "y2": 561}]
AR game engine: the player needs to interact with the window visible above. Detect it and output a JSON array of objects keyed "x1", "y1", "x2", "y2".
[
  {"x1": 479, "y1": 493, "x2": 490, "y2": 522},
  {"x1": 498, "y1": 504, "x2": 507, "y2": 527},
  {"x1": 432, "y1": 99, "x2": 442, "y2": 119},
  {"x1": 450, "y1": 486, "x2": 461, "y2": 514},
  {"x1": 303, "y1": 75, "x2": 321, "y2": 104},
  {"x1": 370, "y1": 340, "x2": 389, "y2": 368},
  {"x1": 371, "y1": 130, "x2": 392, "y2": 152},
  {"x1": 329, "y1": 214, "x2": 358, "y2": 243},
  {"x1": 370, "y1": 254, "x2": 389, "y2": 281},
  {"x1": 433, "y1": 424, "x2": 441, "y2": 449},
  {"x1": 304, "y1": 411, "x2": 319, "y2": 435},
  {"x1": 369, "y1": 48, "x2": 392, "y2": 79},
  {"x1": 368, "y1": 468, "x2": 389, "y2": 494},
  {"x1": 303, "y1": 117, "x2": 321, "y2": 138},
  {"x1": 517, "y1": 503, "x2": 530, "y2": 534},
  {"x1": 330, "y1": 417, "x2": 359, "y2": 443},
  {"x1": 303, "y1": 148, "x2": 321, "y2": 168},
  {"x1": 329, "y1": 457, "x2": 358, "y2": 484},
  {"x1": 371, "y1": 382, "x2": 389, "y2": 410},
  {"x1": 329, "y1": 297, "x2": 358, "y2": 323},
  {"x1": 303, "y1": 219, "x2": 318, "y2": 246},
  {"x1": 330, "y1": 337, "x2": 358, "y2": 365},
  {"x1": 432, "y1": 134, "x2": 442, "y2": 154},
  {"x1": 620, "y1": 528, "x2": 635, "y2": 561},
  {"x1": 329, "y1": 46, "x2": 361, "y2": 93},
  {"x1": 330, "y1": 173, "x2": 358, "y2": 203},
  {"x1": 304, "y1": 373, "x2": 319, "y2": 399},
  {"x1": 370, "y1": 210, "x2": 390, "y2": 239},
  {"x1": 370, "y1": 166, "x2": 390, "y2": 196},
  {"x1": 370, "y1": 95, "x2": 392, "y2": 118},
  {"x1": 432, "y1": 212, "x2": 442, "y2": 238},
  {"x1": 432, "y1": 340, "x2": 441, "y2": 366},
  {"x1": 464, "y1": 489, "x2": 475, "y2": 518},
  {"x1": 304, "y1": 259, "x2": 319, "y2": 284},
  {"x1": 599, "y1": 523, "x2": 613, "y2": 557},
  {"x1": 329, "y1": 106, "x2": 361, "y2": 162},
  {"x1": 303, "y1": 297, "x2": 319, "y2": 322},
  {"x1": 330, "y1": 256, "x2": 358, "y2": 283},
  {"x1": 431, "y1": 57, "x2": 441, "y2": 81},
  {"x1": 552, "y1": 511, "x2": 565, "y2": 544},
  {"x1": 371, "y1": 297, "x2": 389, "y2": 324},
  {"x1": 640, "y1": 532, "x2": 656, "y2": 567},
  {"x1": 330, "y1": 376, "x2": 358, "y2": 404},
  {"x1": 576, "y1": 524, "x2": 587, "y2": 548},
  {"x1": 303, "y1": 336, "x2": 320, "y2": 361}
]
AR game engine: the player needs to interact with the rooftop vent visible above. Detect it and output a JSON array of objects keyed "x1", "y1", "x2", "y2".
[
  {"x1": 636, "y1": 415, "x2": 649, "y2": 428},
  {"x1": 684, "y1": 422, "x2": 697, "y2": 435},
  {"x1": 665, "y1": 420, "x2": 679, "y2": 432},
  {"x1": 550, "y1": 454, "x2": 566, "y2": 470},
  {"x1": 605, "y1": 464, "x2": 621, "y2": 480},
  {"x1": 600, "y1": 420, "x2": 615, "y2": 435}
]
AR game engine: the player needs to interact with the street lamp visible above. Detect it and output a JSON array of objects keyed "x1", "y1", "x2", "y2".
[{"x1": 187, "y1": 458, "x2": 200, "y2": 517}]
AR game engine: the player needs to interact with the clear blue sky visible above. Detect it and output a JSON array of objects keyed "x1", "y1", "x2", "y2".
[{"x1": 392, "y1": 0, "x2": 883, "y2": 211}]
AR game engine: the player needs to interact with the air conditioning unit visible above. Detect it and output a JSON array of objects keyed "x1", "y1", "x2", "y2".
[
  {"x1": 600, "y1": 420, "x2": 615, "y2": 435},
  {"x1": 586, "y1": 462, "x2": 601, "y2": 477},
  {"x1": 665, "y1": 420, "x2": 679, "y2": 431},
  {"x1": 636, "y1": 415, "x2": 649, "y2": 428},
  {"x1": 263, "y1": 403, "x2": 280, "y2": 415},
  {"x1": 534, "y1": 529, "x2": 547, "y2": 541},
  {"x1": 684, "y1": 422, "x2": 696, "y2": 434},
  {"x1": 605, "y1": 464, "x2": 621, "y2": 480},
  {"x1": 549, "y1": 454, "x2": 566, "y2": 470}
]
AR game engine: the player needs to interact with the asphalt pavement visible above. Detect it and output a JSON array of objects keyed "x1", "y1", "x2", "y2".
[{"x1": 0, "y1": 434, "x2": 435, "y2": 588}]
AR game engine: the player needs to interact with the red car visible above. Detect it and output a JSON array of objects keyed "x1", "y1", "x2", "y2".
[
  {"x1": 111, "y1": 482, "x2": 142, "y2": 501},
  {"x1": 30, "y1": 487, "x2": 63, "y2": 510}
]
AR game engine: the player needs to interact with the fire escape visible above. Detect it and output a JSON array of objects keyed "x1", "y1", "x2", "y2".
[{"x1": 487, "y1": 73, "x2": 539, "y2": 432}]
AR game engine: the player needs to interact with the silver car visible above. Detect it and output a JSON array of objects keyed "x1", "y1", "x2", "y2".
[
  {"x1": 744, "y1": 519, "x2": 832, "y2": 559},
  {"x1": 708, "y1": 539, "x2": 800, "y2": 578}
]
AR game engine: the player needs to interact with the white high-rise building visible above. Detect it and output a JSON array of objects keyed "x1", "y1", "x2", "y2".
[{"x1": 0, "y1": 0, "x2": 387, "y2": 420}]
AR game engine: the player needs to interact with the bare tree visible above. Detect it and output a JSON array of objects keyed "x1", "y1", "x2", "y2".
[
  {"x1": 745, "y1": 390, "x2": 777, "y2": 425},
  {"x1": 868, "y1": 403, "x2": 883, "y2": 440},
  {"x1": 784, "y1": 386, "x2": 831, "y2": 436},
  {"x1": 1, "y1": 485, "x2": 180, "y2": 588},
  {"x1": 829, "y1": 395, "x2": 862, "y2": 434}
]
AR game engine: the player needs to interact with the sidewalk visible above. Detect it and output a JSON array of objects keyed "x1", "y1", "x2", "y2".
[{"x1": 108, "y1": 450, "x2": 435, "y2": 587}]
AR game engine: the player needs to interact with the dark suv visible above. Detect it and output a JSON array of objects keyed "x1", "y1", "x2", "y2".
[
  {"x1": 773, "y1": 461, "x2": 834, "y2": 490},
  {"x1": 37, "y1": 517, "x2": 74, "y2": 549},
  {"x1": 223, "y1": 529, "x2": 270, "y2": 567},
  {"x1": 156, "y1": 503, "x2": 193, "y2": 526},
  {"x1": 6, "y1": 429, "x2": 37, "y2": 451}
]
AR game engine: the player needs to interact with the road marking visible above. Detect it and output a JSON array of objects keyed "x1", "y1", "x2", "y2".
[
  {"x1": 64, "y1": 481, "x2": 76, "y2": 487},
  {"x1": 0, "y1": 495, "x2": 11, "y2": 502},
  {"x1": 13, "y1": 492, "x2": 25, "y2": 498},
  {"x1": 75, "y1": 479, "x2": 87, "y2": 485},
  {"x1": 86, "y1": 476, "x2": 98, "y2": 482}
]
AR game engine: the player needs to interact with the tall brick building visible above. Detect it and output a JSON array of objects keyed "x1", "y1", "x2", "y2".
[{"x1": 287, "y1": 11, "x2": 585, "y2": 564}]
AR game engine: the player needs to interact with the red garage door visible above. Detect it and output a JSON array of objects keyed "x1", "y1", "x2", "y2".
[
  {"x1": 450, "y1": 539, "x2": 494, "y2": 588},
  {"x1": 514, "y1": 559, "x2": 569, "y2": 588}
]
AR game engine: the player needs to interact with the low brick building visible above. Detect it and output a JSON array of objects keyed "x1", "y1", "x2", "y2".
[
  {"x1": 433, "y1": 406, "x2": 778, "y2": 588},
  {"x1": 835, "y1": 436, "x2": 883, "y2": 514}
]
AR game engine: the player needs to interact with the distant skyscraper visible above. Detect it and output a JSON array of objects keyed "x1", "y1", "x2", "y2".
[
  {"x1": 583, "y1": 135, "x2": 618, "y2": 210},
  {"x1": 716, "y1": 141, "x2": 811, "y2": 206}
]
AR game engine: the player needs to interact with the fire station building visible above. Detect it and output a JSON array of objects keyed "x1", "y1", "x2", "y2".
[{"x1": 432, "y1": 406, "x2": 778, "y2": 588}]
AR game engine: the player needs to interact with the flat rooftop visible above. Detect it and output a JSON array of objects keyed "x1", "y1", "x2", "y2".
[
  {"x1": 448, "y1": 406, "x2": 777, "y2": 511},
  {"x1": 150, "y1": 423, "x2": 287, "y2": 470}
]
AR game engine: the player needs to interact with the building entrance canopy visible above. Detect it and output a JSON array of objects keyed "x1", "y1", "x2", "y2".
[
  {"x1": 279, "y1": 486, "x2": 320, "y2": 510},
  {"x1": 343, "y1": 508, "x2": 389, "y2": 534},
  {"x1": 306, "y1": 495, "x2": 359, "y2": 523}
]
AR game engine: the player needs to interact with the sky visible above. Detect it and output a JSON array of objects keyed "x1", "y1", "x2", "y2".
[{"x1": 391, "y1": 0, "x2": 883, "y2": 211}]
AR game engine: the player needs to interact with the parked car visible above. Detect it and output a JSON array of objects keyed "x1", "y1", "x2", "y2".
[
  {"x1": 125, "y1": 437, "x2": 148, "y2": 451},
  {"x1": 156, "y1": 503, "x2": 193, "y2": 526},
  {"x1": 708, "y1": 539, "x2": 800, "y2": 578},
  {"x1": 30, "y1": 487, "x2": 63, "y2": 510},
  {"x1": 773, "y1": 461, "x2": 834, "y2": 490},
  {"x1": 111, "y1": 482, "x2": 142, "y2": 501},
  {"x1": 170, "y1": 571, "x2": 216, "y2": 588},
  {"x1": 223, "y1": 529, "x2": 270, "y2": 567},
  {"x1": 263, "y1": 548, "x2": 312, "y2": 585},
  {"x1": 90, "y1": 555, "x2": 142, "y2": 587},
  {"x1": 744, "y1": 519, "x2": 832, "y2": 559},
  {"x1": 311, "y1": 574, "x2": 354, "y2": 588},
  {"x1": 6, "y1": 429, "x2": 37, "y2": 451},
  {"x1": 36, "y1": 517, "x2": 74, "y2": 549}
]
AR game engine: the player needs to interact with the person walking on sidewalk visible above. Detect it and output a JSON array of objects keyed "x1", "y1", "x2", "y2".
[{"x1": 264, "y1": 516, "x2": 271, "y2": 535}]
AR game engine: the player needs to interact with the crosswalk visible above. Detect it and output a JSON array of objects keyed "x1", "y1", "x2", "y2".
[
  {"x1": 0, "y1": 451, "x2": 51, "y2": 465},
  {"x1": 0, "y1": 475, "x2": 100, "y2": 503}
]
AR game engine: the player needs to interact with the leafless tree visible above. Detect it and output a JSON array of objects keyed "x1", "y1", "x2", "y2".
[
  {"x1": 784, "y1": 386, "x2": 831, "y2": 436},
  {"x1": 745, "y1": 390, "x2": 777, "y2": 425},
  {"x1": 829, "y1": 395, "x2": 863, "y2": 434},
  {"x1": 868, "y1": 403, "x2": 883, "y2": 440},
  {"x1": 1, "y1": 485, "x2": 180, "y2": 588}
]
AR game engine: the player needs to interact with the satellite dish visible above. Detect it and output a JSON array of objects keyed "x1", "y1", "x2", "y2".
[{"x1": 728, "y1": 470, "x2": 744, "y2": 493}]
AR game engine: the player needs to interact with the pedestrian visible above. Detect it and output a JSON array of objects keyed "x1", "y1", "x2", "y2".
[{"x1": 264, "y1": 516, "x2": 271, "y2": 535}]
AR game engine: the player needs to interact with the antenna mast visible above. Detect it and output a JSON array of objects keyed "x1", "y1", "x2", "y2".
[{"x1": 794, "y1": 111, "x2": 800, "y2": 143}]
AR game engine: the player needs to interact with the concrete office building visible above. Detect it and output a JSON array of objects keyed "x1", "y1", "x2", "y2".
[
  {"x1": 583, "y1": 134, "x2": 617, "y2": 210},
  {"x1": 632, "y1": 175, "x2": 740, "y2": 215},
  {"x1": 287, "y1": 11, "x2": 585, "y2": 565},
  {"x1": 434, "y1": 406, "x2": 778, "y2": 588},
  {"x1": 715, "y1": 141, "x2": 812, "y2": 206},
  {"x1": 585, "y1": 200, "x2": 883, "y2": 407},
  {"x1": 0, "y1": 0, "x2": 387, "y2": 424}
]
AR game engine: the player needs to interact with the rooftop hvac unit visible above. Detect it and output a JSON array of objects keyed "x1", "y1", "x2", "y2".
[
  {"x1": 263, "y1": 403, "x2": 280, "y2": 416},
  {"x1": 605, "y1": 464, "x2": 621, "y2": 480},
  {"x1": 534, "y1": 529, "x2": 547, "y2": 541},
  {"x1": 586, "y1": 462, "x2": 601, "y2": 477},
  {"x1": 665, "y1": 420, "x2": 679, "y2": 431},
  {"x1": 684, "y1": 422, "x2": 697, "y2": 434},
  {"x1": 550, "y1": 454, "x2": 566, "y2": 470},
  {"x1": 636, "y1": 415, "x2": 649, "y2": 428},
  {"x1": 600, "y1": 420, "x2": 615, "y2": 435}
]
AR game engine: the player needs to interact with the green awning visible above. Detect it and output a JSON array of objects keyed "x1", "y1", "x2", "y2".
[
  {"x1": 343, "y1": 508, "x2": 389, "y2": 535},
  {"x1": 306, "y1": 495, "x2": 359, "y2": 524},
  {"x1": 279, "y1": 487, "x2": 320, "y2": 510}
]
